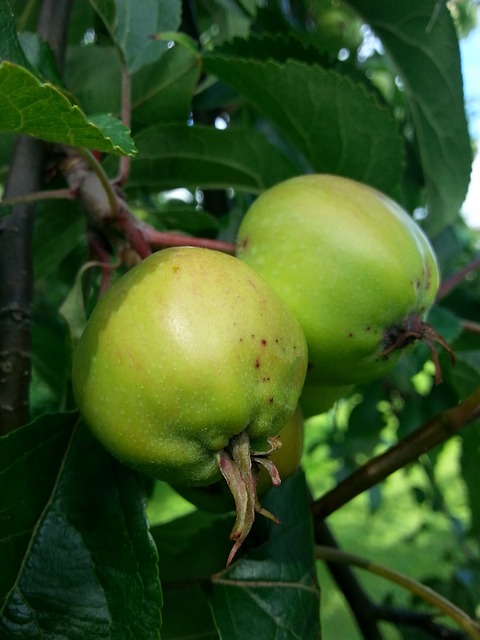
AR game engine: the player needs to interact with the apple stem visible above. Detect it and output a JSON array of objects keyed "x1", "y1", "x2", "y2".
[
  {"x1": 381, "y1": 314, "x2": 455, "y2": 384},
  {"x1": 218, "y1": 448, "x2": 250, "y2": 542},
  {"x1": 252, "y1": 457, "x2": 282, "y2": 486},
  {"x1": 217, "y1": 431, "x2": 282, "y2": 566}
]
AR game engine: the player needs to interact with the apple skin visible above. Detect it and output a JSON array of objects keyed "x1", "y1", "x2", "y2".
[
  {"x1": 314, "y1": 6, "x2": 363, "y2": 52},
  {"x1": 72, "y1": 247, "x2": 308, "y2": 487},
  {"x1": 236, "y1": 174, "x2": 440, "y2": 386}
]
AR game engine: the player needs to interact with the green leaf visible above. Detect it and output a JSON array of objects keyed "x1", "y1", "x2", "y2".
[
  {"x1": 33, "y1": 200, "x2": 86, "y2": 280},
  {"x1": 427, "y1": 305, "x2": 464, "y2": 344},
  {"x1": 209, "y1": 473, "x2": 321, "y2": 639},
  {"x1": 346, "y1": 0, "x2": 472, "y2": 234},
  {"x1": 152, "y1": 510, "x2": 233, "y2": 639},
  {"x1": 151, "y1": 473, "x2": 319, "y2": 639},
  {"x1": 19, "y1": 32, "x2": 63, "y2": 85},
  {"x1": 448, "y1": 351, "x2": 480, "y2": 394},
  {"x1": 59, "y1": 263, "x2": 93, "y2": 345},
  {"x1": 0, "y1": 0, "x2": 36, "y2": 72},
  {"x1": 131, "y1": 43, "x2": 202, "y2": 129},
  {"x1": 66, "y1": 42, "x2": 201, "y2": 131},
  {"x1": 0, "y1": 61, "x2": 136, "y2": 155},
  {"x1": 461, "y1": 421, "x2": 480, "y2": 535},
  {"x1": 0, "y1": 412, "x2": 74, "y2": 610},
  {"x1": 146, "y1": 206, "x2": 221, "y2": 236},
  {"x1": 203, "y1": 54, "x2": 404, "y2": 197},
  {"x1": 65, "y1": 45, "x2": 121, "y2": 117},
  {"x1": 129, "y1": 124, "x2": 300, "y2": 193},
  {"x1": 212, "y1": 31, "x2": 334, "y2": 66},
  {"x1": 90, "y1": 0, "x2": 181, "y2": 74},
  {"x1": 196, "y1": 0, "x2": 253, "y2": 43},
  {"x1": 441, "y1": 351, "x2": 480, "y2": 533},
  {"x1": 0, "y1": 416, "x2": 162, "y2": 639},
  {"x1": 31, "y1": 304, "x2": 70, "y2": 406}
]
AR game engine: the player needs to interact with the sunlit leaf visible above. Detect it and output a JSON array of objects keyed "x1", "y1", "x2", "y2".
[
  {"x1": 0, "y1": 61, "x2": 136, "y2": 155},
  {"x1": 203, "y1": 54, "x2": 404, "y2": 197},
  {"x1": 346, "y1": 0, "x2": 472, "y2": 234}
]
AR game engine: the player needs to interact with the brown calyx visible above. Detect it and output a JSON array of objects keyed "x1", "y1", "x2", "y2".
[
  {"x1": 216, "y1": 431, "x2": 282, "y2": 567},
  {"x1": 381, "y1": 313, "x2": 455, "y2": 384}
]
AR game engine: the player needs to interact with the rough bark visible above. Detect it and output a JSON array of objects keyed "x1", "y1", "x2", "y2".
[
  {"x1": 0, "y1": 0, "x2": 72, "y2": 434},
  {"x1": 0, "y1": 137, "x2": 44, "y2": 434}
]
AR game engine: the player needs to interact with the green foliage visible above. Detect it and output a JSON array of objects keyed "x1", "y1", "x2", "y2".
[
  {"x1": 203, "y1": 51, "x2": 404, "y2": 195},
  {"x1": 153, "y1": 473, "x2": 319, "y2": 639},
  {"x1": 207, "y1": 474, "x2": 320, "y2": 639},
  {"x1": 129, "y1": 124, "x2": 300, "y2": 192},
  {"x1": 89, "y1": 0, "x2": 182, "y2": 73},
  {"x1": 0, "y1": 61, "x2": 136, "y2": 155},
  {"x1": 0, "y1": 0, "x2": 35, "y2": 70},
  {"x1": 347, "y1": 0, "x2": 472, "y2": 234},
  {"x1": 0, "y1": 415, "x2": 162, "y2": 639},
  {"x1": 0, "y1": 0, "x2": 479, "y2": 638}
]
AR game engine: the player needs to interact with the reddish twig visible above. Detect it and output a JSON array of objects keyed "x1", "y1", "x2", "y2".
[
  {"x1": 114, "y1": 63, "x2": 132, "y2": 187},
  {"x1": 381, "y1": 313, "x2": 455, "y2": 384},
  {"x1": 115, "y1": 204, "x2": 152, "y2": 259},
  {"x1": 57, "y1": 145, "x2": 235, "y2": 260},
  {"x1": 142, "y1": 227, "x2": 235, "y2": 254},
  {"x1": 315, "y1": 543, "x2": 480, "y2": 639},
  {"x1": 0, "y1": 188, "x2": 74, "y2": 207},
  {"x1": 8, "y1": 145, "x2": 235, "y2": 266},
  {"x1": 379, "y1": 607, "x2": 471, "y2": 639},
  {"x1": 87, "y1": 233, "x2": 124, "y2": 296},
  {"x1": 57, "y1": 147, "x2": 151, "y2": 260},
  {"x1": 311, "y1": 386, "x2": 480, "y2": 520},
  {"x1": 437, "y1": 254, "x2": 480, "y2": 301},
  {"x1": 59, "y1": 146, "x2": 117, "y2": 221},
  {"x1": 461, "y1": 318, "x2": 480, "y2": 335}
]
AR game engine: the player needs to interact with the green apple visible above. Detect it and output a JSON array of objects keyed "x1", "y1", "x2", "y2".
[
  {"x1": 174, "y1": 405, "x2": 305, "y2": 511},
  {"x1": 314, "y1": 4, "x2": 363, "y2": 52},
  {"x1": 72, "y1": 246, "x2": 308, "y2": 564},
  {"x1": 236, "y1": 174, "x2": 441, "y2": 386}
]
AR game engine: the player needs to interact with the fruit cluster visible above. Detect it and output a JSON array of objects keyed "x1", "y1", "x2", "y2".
[{"x1": 72, "y1": 174, "x2": 443, "y2": 565}]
